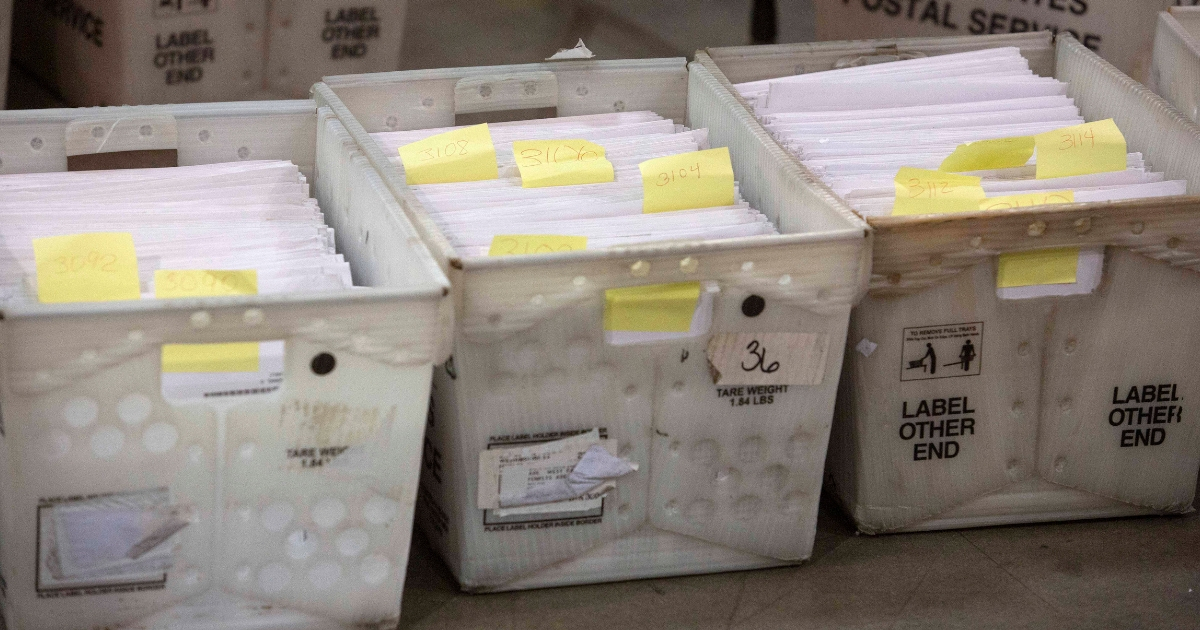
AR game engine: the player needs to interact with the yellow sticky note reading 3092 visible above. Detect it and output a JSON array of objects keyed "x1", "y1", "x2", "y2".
[
  {"x1": 640, "y1": 148, "x2": 735, "y2": 214},
  {"x1": 398, "y1": 123, "x2": 499, "y2": 185},
  {"x1": 33, "y1": 232, "x2": 141, "y2": 304}
]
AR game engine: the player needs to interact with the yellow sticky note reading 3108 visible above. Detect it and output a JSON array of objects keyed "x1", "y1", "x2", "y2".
[
  {"x1": 33, "y1": 232, "x2": 141, "y2": 304},
  {"x1": 1034, "y1": 119, "x2": 1126, "y2": 179},
  {"x1": 398, "y1": 123, "x2": 498, "y2": 185},
  {"x1": 603, "y1": 282, "x2": 701, "y2": 332},
  {"x1": 513, "y1": 139, "x2": 614, "y2": 188},
  {"x1": 640, "y1": 148, "x2": 735, "y2": 214}
]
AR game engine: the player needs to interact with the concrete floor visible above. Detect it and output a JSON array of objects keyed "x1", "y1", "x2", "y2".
[{"x1": 399, "y1": 499, "x2": 1200, "y2": 629}]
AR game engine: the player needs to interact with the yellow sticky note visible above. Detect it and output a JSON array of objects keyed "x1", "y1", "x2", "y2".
[
  {"x1": 162, "y1": 342, "x2": 260, "y2": 373},
  {"x1": 997, "y1": 247, "x2": 1080, "y2": 288},
  {"x1": 155, "y1": 270, "x2": 258, "y2": 299},
  {"x1": 940, "y1": 136, "x2": 1035, "y2": 172},
  {"x1": 33, "y1": 232, "x2": 141, "y2": 304},
  {"x1": 398, "y1": 123, "x2": 498, "y2": 185},
  {"x1": 1034, "y1": 119, "x2": 1127, "y2": 179},
  {"x1": 640, "y1": 148, "x2": 736, "y2": 214},
  {"x1": 604, "y1": 282, "x2": 701, "y2": 332},
  {"x1": 979, "y1": 191, "x2": 1074, "y2": 211},
  {"x1": 488, "y1": 235, "x2": 587, "y2": 256},
  {"x1": 892, "y1": 167, "x2": 987, "y2": 216},
  {"x1": 512, "y1": 139, "x2": 615, "y2": 188}
]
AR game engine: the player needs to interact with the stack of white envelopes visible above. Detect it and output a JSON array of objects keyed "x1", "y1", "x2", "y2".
[
  {"x1": 369, "y1": 112, "x2": 777, "y2": 257},
  {"x1": 0, "y1": 160, "x2": 353, "y2": 304}
]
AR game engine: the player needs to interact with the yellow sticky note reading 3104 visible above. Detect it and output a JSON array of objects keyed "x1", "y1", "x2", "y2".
[
  {"x1": 398, "y1": 123, "x2": 498, "y2": 185},
  {"x1": 155, "y1": 270, "x2": 258, "y2": 299},
  {"x1": 892, "y1": 167, "x2": 986, "y2": 216},
  {"x1": 603, "y1": 282, "x2": 701, "y2": 332},
  {"x1": 940, "y1": 136, "x2": 1035, "y2": 172},
  {"x1": 640, "y1": 148, "x2": 735, "y2": 214},
  {"x1": 997, "y1": 248, "x2": 1080, "y2": 288},
  {"x1": 33, "y1": 232, "x2": 141, "y2": 304},
  {"x1": 162, "y1": 342, "x2": 261, "y2": 373},
  {"x1": 488, "y1": 235, "x2": 587, "y2": 256},
  {"x1": 1034, "y1": 119, "x2": 1126, "y2": 179},
  {"x1": 513, "y1": 139, "x2": 614, "y2": 188}
]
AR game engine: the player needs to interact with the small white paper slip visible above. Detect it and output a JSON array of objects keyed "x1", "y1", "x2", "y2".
[
  {"x1": 855, "y1": 338, "x2": 879, "y2": 358},
  {"x1": 706, "y1": 332, "x2": 830, "y2": 386},
  {"x1": 477, "y1": 430, "x2": 637, "y2": 511},
  {"x1": 546, "y1": 39, "x2": 595, "y2": 60},
  {"x1": 160, "y1": 340, "x2": 285, "y2": 403}
]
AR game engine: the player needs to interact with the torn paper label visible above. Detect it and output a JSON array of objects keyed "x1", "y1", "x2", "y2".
[
  {"x1": 477, "y1": 429, "x2": 636, "y2": 512},
  {"x1": 37, "y1": 489, "x2": 192, "y2": 594},
  {"x1": 281, "y1": 401, "x2": 394, "y2": 472},
  {"x1": 546, "y1": 39, "x2": 595, "y2": 60},
  {"x1": 707, "y1": 332, "x2": 829, "y2": 386},
  {"x1": 855, "y1": 338, "x2": 878, "y2": 358},
  {"x1": 160, "y1": 340, "x2": 284, "y2": 403}
]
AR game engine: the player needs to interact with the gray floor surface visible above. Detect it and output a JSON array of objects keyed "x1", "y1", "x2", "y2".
[{"x1": 399, "y1": 499, "x2": 1200, "y2": 629}]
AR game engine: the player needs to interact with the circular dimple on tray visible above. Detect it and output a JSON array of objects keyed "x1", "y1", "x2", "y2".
[
  {"x1": 261, "y1": 502, "x2": 295, "y2": 532},
  {"x1": 312, "y1": 498, "x2": 347, "y2": 529},
  {"x1": 90, "y1": 427, "x2": 124, "y2": 459},
  {"x1": 359, "y1": 555, "x2": 391, "y2": 585},
  {"x1": 142, "y1": 422, "x2": 179, "y2": 453},
  {"x1": 363, "y1": 496, "x2": 399, "y2": 525},
  {"x1": 258, "y1": 563, "x2": 291, "y2": 593},
  {"x1": 63, "y1": 396, "x2": 99, "y2": 428},
  {"x1": 308, "y1": 561, "x2": 343, "y2": 590},
  {"x1": 286, "y1": 529, "x2": 320, "y2": 560},
  {"x1": 337, "y1": 528, "x2": 370, "y2": 557},
  {"x1": 117, "y1": 393, "x2": 152, "y2": 425}
]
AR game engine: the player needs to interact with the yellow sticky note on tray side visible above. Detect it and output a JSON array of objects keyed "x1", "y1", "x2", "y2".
[
  {"x1": 489, "y1": 235, "x2": 587, "y2": 256},
  {"x1": 892, "y1": 167, "x2": 986, "y2": 216},
  {"x1": 1034, "y1": 119, "x2": 1126, "y2": 179},
  {"x1": 33, "y1": 232, "x2": 141, "y2": 304},
  {"x1": 979, "y1": 191, "x2": 1074, "y2": 211},
  {"x1": 162, "y1": 342, "x2": 260, "y2": 373},
  {"x1": 513, "y1": 139, "x2": 614, "y2": 188},
  {"x1": 997, "y1": 247, "x2": 1080, "y2": 288},
  {"x1": 398, "y1": 123, "x2": 498, "y2": 185},
  {"x1": 603, "y1": 282, "x2": 701, "y2": 332},
  {"x1": 640, "y1": 148, "x2": 736, "y2": 214},
  {"x1": 940, "y1": 136, "x2": 1035, "y2": 172},
  {"x1": 155, "y1": 270, "x2": 258, "y2": 299}
]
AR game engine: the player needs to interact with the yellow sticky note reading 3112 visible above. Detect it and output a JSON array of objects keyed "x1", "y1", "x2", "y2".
[
  {"x1": 33, "y1": 232, "x2": 141, "y2": 304},
  {"x1": 892, "y1": 167, "x2": 986, "y2": 216},
  {"x1": 640, "y1": 148, "x2": 735, "y2": 214},
  {"x1": 398, "y1": 123, "x2": 498, "y2": 185}
]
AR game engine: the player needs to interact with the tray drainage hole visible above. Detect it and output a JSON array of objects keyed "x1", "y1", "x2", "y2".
[
  {"x1": 422, "y1": 97, "x2": 434, "y2": 108},
  {"x1": 385, "y1": 116, "x2": 398, "y2": 129},
  {"x1": 576, "y1": 85, "x2": 589, "y2": 96},
  {"x1": 741, "y1": 295, "x2": 765, "y2": 317},
  {"x1": 237, "y1": 146, "x2": 251, "y2": 159},
  {"x1": 311, "y1": 353, "x2": 337, "y2": 376},
  {"x1": 30, "y1": 137, "x2": 43, "y2": 151},
  {"x1": 613, "y1": 100, "x2": 626, "y2": 112},
  {"x1": 139, "y1": 125, "x2": 153, "y2": 137},
  {"x1": 198, "y1": 129, "x2": 211, "y2": 143},
  {"x1": 91, "y1": 126, "x2": 105, "y2": 138},
  {"x1": 1131, "y1": 222, "x2": 1145, "y2": 235},
  {"x1": 479, "y1": 84, "x2": 492, "y2": 98}
]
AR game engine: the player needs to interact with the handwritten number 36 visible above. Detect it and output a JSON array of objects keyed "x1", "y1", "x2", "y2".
[{"x1": 741, "y1": 340, "x2": 780, "y2": 374}]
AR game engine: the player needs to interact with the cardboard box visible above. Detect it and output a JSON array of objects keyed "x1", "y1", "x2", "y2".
[{"x1": 814, "y1": 0, "x2": 1192, "y2": 83}]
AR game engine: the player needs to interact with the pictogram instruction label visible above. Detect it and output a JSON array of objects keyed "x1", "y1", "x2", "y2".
[{"x1": 900, "y1": 322, "x2": 983, "y2": 382}]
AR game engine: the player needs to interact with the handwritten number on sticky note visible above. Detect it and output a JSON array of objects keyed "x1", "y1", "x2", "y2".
[
  {"x1": 419, "y1": 139, "x2": 470, "y2": 162},
  {"x1": 741, "y1": 340, "x2": 780, "y2": 374},
  {"x1": 52, "y1": 251, "x2": 119, "y2": 275},
  {"x1": 656, "y1": 163, "x2": 702, "y2": 187}
]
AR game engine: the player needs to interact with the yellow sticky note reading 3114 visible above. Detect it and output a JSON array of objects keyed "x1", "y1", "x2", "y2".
[
  {"x1": 398, "y1": 123, "x2": 498, "y2": 185},
  {"x1": 604, "y1": 282, "x2": 701, "y2": 332},
  {"x1": 1034, "y1": 119, "x2": 1126, "y2": 179},
  {"x1": 33, "y1": 232, "x2": 141, "y2": 304},
  {"x1": 640, "y1": 148, "x2": 735, "y2": 214},
  {"x1": 513, "y1": 139, "x2": 614, "y2": 188}
]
